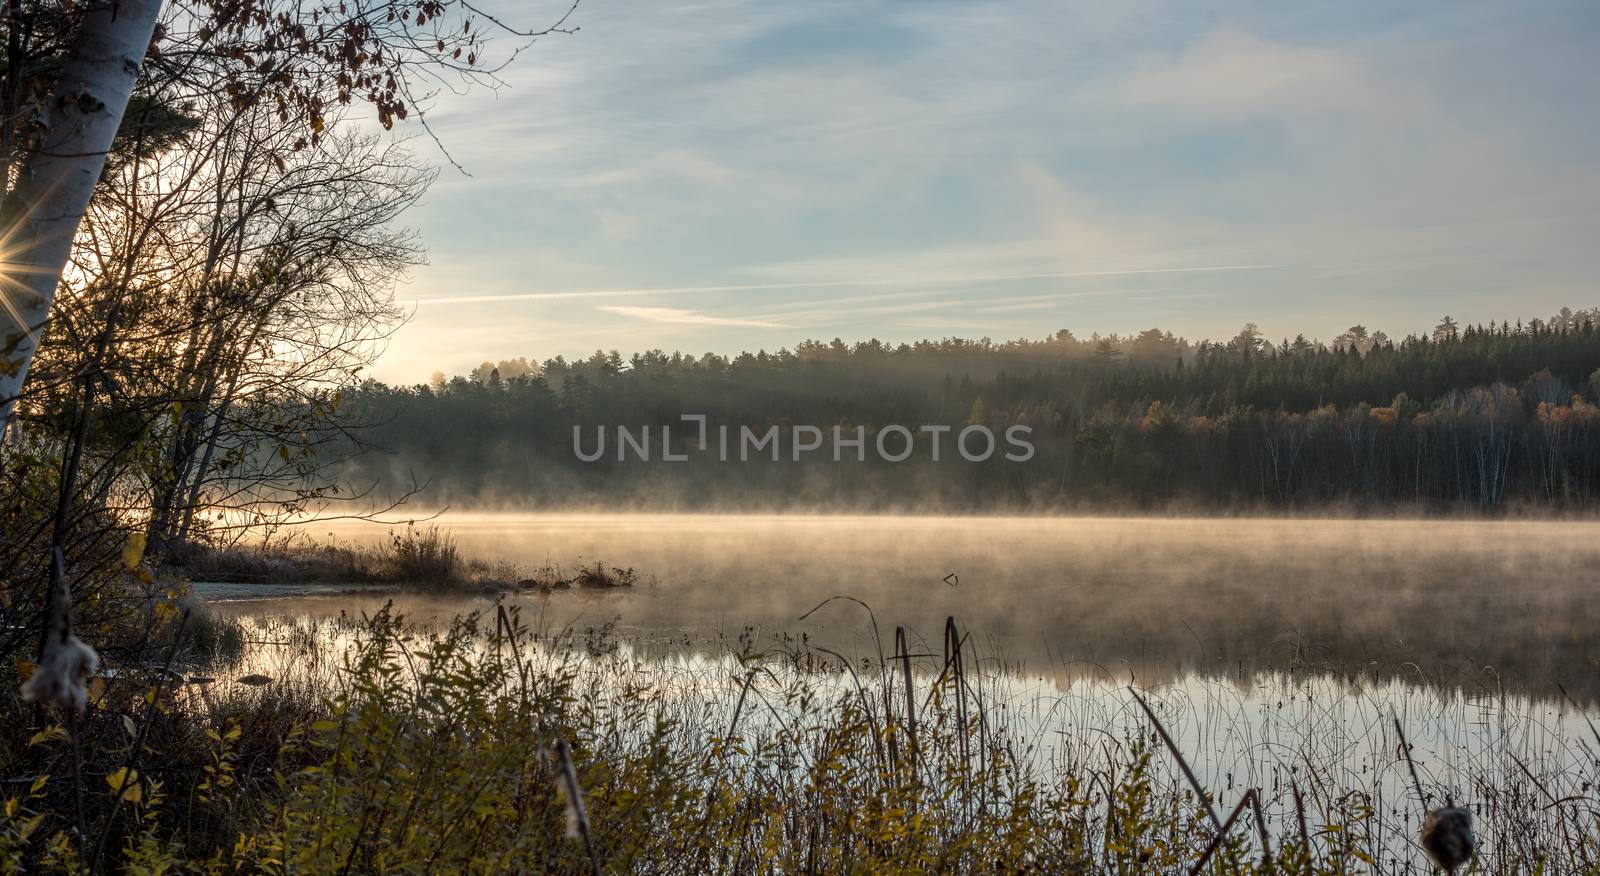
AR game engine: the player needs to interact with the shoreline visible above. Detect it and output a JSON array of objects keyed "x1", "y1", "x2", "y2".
[{"x1": 172, "y1": 528, "x2": 641, "y2": 595}]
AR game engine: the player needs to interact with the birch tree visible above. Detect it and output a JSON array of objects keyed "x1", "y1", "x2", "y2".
[
  {"x1": 2, "y1": 0, "x2": 580, "y2": 713},
  {"x1": 2, "y1": 0, "x2": 581, "y2": 426},
  {"x1": 1, "y1": 0, "x2": 163, "y2": 427}
]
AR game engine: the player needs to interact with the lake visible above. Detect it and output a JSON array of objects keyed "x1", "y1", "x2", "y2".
[
  {"x1": 193, "y1": 513, "x2": 1600, "y2": 865},
  {"x1": 206, "y1": 512, "x2": 1600, "y2": 698}
]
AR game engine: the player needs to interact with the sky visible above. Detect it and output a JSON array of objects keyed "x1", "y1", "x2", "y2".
[{"x1": 373, "y1": 0, "x2": 1600, "y2": 383}]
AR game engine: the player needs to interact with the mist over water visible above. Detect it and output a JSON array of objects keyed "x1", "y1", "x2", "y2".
[
  {"x1": 217, "y1": 512, "x2": 1600, "y2": 699},
  {"x1": 197, "y1": 511, "x2": 1600, "y2": 863}
]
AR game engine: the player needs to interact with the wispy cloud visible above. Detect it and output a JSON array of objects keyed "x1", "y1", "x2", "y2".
[
  {"x1": 409, "y1": 265, "x2": 1282, "y2": 307},
  {"x1": 596, "y1": 306, "x2": 790, "y2": 328},
  {"x1": 371, "y1": 0, "x2": 1600, "y2": 383}
]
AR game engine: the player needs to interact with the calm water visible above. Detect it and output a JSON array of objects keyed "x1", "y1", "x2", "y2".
[
  {"x1": 194, "y1": 514, "x2": 1600, "y2": 865},
  {"x1": 209, "y1": 513, "x2": 1600, "y2": 698}
]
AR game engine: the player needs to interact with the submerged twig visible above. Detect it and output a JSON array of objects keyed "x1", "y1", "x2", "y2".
[
  {"x1": 1393, "y1": 716, "x2": 1429, "y2": 811},
  {"x1": 897, "y1": 625, "x2": 918, "y2": 779},
  {"x1": 1557, "y1": 683, "x2": 1600, "y2": 751}
]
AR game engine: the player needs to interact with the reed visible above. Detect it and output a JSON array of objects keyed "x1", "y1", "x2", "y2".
[{"x1": 3, "y1": 604, "x2": 1593, "y2": 873}]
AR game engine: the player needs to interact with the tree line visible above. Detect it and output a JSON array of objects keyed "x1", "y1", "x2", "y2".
[{"x1": 342, "y1": 307, "x2": 1600, "y2": 512}]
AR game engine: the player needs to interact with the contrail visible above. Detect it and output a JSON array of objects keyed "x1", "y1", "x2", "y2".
[{"x1": 407, "y1": 264, "x2": 1284, "y2": 306}]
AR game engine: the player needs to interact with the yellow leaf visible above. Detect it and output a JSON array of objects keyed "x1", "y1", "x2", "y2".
[
  {"x1": 27, "y1": 727, "x2": 65, "y2": 747},
  {"x1": 87, "y1": 676, "x2": 106, "y2": 704},
  {"x1": 121, "y1": 531, "x2": 146, "y2": 570},
  {"x1": 106, "y1": 768, "x2": 142, "y2": 803},
  {"x1": 16, "y1": 660, "x2": 34, "y2": 682}
]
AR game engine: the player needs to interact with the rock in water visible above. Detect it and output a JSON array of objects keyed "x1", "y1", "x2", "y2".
[{"x1": 1421, "y1": 806, "x2": 1474, "y2": 873}]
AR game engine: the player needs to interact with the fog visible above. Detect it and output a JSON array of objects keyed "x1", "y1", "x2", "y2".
[{"x1": 219, "y1": 513, "x2": 1600, "y2": 699}]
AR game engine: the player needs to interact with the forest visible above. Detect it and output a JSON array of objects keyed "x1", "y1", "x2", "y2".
[{"x1": 345, "y1": 308, "x2": 1600, "y2": 512}]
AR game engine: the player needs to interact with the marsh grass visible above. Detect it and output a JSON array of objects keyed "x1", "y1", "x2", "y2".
[
  {"x1": 173, "y1": 525, "x2": 547, "y2": 593},
  {"x1": 173, "y1": 538, "x2": 389, "y2": 584},
  {"x1": 384, "y1": 524, "x2": 460, "y2": 585},
  {"x1": 180, "y1": 601, "x2": 250, "y2": 666},
  {"x1": 517, "y1": 560, "x2": 641, "y2": 591},
  {"x1": 4, "y1": 600, "x2": 1598, "y2": 873},
  {"x1": 174, "y1": 525, "x2": 643, "y2": 598}
]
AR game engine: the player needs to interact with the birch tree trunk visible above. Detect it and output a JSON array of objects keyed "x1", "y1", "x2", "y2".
[{"x1": 0, "y1": 0, "x2": 162, "y2": 423}]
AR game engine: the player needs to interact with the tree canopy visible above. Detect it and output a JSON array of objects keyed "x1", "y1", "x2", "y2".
[{"x1": 338, "y1": 308, "x2": 1600, "y2": 512}]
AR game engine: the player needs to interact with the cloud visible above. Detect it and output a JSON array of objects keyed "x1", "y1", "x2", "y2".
[
  {"x1": 371, "y1": 0, "x2": 1600, "y2": 384},
  {"x1": 596, "y1": 306, "x2": 790, "y2": 328},
  {"x1": 409, "y1": 264, "x2": 1282, "y2": 308},
  {"x1": 741, "y1": 234, "x2": 1285, "y2": 288},
  {"x1": 1114, "y1": 29, "x2": 1394, "y2": 118}
]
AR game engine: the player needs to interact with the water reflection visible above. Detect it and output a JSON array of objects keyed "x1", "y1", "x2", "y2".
[
  {"x1": 184, "y1": 513, "x2": 1600, "y2": 868},
  {"x1": 211, "y1": 513, "x2": 1600, "y2": 698},
  {"x1": 191, "y1": 607, "x2": 1599, "y2": 871}
]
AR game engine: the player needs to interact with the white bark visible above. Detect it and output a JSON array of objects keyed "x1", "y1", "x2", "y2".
[{"x1": 0, "y1": 0, "x2": 163, "y2": 422}]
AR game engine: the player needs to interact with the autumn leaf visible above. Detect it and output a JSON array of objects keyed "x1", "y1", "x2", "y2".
[
  {"x1": 121, "y1": 531, "x2": 146, "y2": 570},
  {"x1": 106, "y1": 768, "x2": 142, "y2": 803}
]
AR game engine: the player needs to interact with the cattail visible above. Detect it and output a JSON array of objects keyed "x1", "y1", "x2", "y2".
[
  {"x1": 22, "y1": 547, "x2": 100, "y2": 713},
  {"x1": 1420, "y1": 805, "x2": 1475, "y2": 874},
  {"x1": 21, "y1": 633, "x2": 99, "y2": 713}
]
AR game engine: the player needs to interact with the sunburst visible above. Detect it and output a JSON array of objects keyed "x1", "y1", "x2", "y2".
[{"x1": 0, "y1": 170, "x2": 85, "y2": 375}]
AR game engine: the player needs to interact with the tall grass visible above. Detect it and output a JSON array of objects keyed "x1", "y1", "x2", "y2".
[
  {"x1": 4, "y1": 603, "x2": 1596, "y2": 872},
  {"x1": 384, "y1": 524, "x2": 460, "y2": 587},
  {"x1": 175, "y1": 525, "x2": 490, "y2": 591}
]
